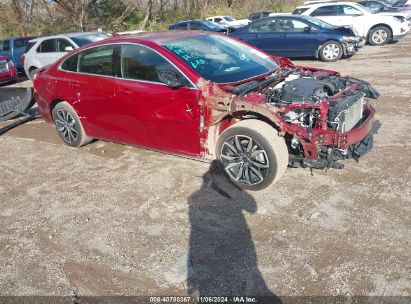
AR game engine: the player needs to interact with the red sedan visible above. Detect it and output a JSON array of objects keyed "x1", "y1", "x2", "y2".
[
  {"x1": 33, "y1": 31, "x2": 378, "y2": 190},
  {"x1": 0, "y1": 56, "x2": 18, "y2": 85}
]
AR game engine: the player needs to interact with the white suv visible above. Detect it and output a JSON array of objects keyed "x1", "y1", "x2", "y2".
[
  {"x1": 206, "y1": 16, "x2": 251, "y2": 29},
  {"x1": 293, "y1": 2, "x2": 410, "y2": 45},
  {"x1": 23, "y1": 32, "x2": 109, "y2": 79}
]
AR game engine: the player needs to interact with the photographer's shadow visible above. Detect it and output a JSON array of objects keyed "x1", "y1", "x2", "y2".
[{"x1": 187, "y1": 161, "x2": 281, "y2": 302}]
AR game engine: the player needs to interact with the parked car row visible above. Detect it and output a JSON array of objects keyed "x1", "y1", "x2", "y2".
[{"x1": 168, "y1": 0, "x2": 410, "y2": 61}]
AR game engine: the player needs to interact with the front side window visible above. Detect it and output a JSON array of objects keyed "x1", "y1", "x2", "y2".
[
  {"x1": 38, "y1": 39, "x2": 55, "y2": 53},
  {"x1": 163, "y1": 35, "x2": 278, "y2": 83},
  {"x1": 120, "y1": 44, "x2": 190, "y2": 85},
  {"x1": 249, "y1": 18, "x2": 277, "y2": 32},
  {"x1": 57, "y1": 39, "x2": 74, "y2": 52},
  {"x1": 78, "y1": 45, "x2": 115, "y2": 76}
]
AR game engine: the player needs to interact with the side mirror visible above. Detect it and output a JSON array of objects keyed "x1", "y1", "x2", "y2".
[
  {"x1": 64, "y1": 46, "x2": 74, "y2": 52},
  {"x1": 157, "y1": 70, "x2": 184, "y2": 89},
  {"x1": 304, "y1": 26, "x2": 312, "y2": 33}
]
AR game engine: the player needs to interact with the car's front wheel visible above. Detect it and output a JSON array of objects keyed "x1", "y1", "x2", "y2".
[
  {"x1": 319, "y1": 41, "x2": 343, "y2": 62},
  {"x1": 216, "y1": 119, "x2": 288, "y2": 191},
  {"x1": 52, "y1": 101, "x2": 92, "y2": 147},
  {"x1": 368, "y1": 26, "x2": 391, "y2": 46}
]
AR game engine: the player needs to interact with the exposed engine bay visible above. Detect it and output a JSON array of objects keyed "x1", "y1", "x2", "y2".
[
  {"x1": 265, "y1": 70, "x2": 378, "y2": 133},
  {"x1": 229, "y1": 67, "x2": 379, "y2": 169}
]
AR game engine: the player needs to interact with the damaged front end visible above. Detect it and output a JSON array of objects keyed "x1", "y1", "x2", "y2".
[{"x1": 205, "y1": 65, "x2": 379, "y2": 169}]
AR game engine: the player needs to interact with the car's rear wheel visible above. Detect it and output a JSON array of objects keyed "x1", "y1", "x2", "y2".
[
  {"x1": 52, "y1": 101, "x2": 92, "y2": 147},
  {"x1": 216, "y1": 119, "x2": 288, "y2": 191},
  {"x1": 368, "y1": 26, "x2": 391, "y2": 46},
  {"x1": 319, "y1": 41, "x2": 343, "y2": 62}
]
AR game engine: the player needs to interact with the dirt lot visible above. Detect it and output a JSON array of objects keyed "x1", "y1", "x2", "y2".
[{"x1": 0, "y1": 35, "x2": 410, "y2": 300}]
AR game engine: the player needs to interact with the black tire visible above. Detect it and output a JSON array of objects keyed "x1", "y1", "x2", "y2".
[
  {"x1": 216, "y1": 119, "x2": 288, "y2": 191},
  {"x1": 52, "y1": 101, "x2": 92, "y2": 147},
  {"x1": 368, "y1": 26, "x2": 391, "y2": 46},
  {"x1": 29, "y1": 68, "x2": 38, "y2": 80},
  {"x1": 319, "y1": 41, "x2": 343, "y2": 62}
]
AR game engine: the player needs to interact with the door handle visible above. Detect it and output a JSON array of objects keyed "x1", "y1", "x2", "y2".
[{"x1": 280, "y1": 34, "x2": 288, "y2": 37}]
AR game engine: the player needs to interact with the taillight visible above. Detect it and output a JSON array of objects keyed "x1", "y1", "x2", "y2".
[{"x1": 21, "y1": 54, "x2": 25, "y2": 64}]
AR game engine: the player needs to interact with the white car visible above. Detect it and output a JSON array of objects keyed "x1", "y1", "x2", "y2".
[
  {"x1": 23, "y1": 32, "x2": 109, "y2": 79},
  {"x1": 206, "y1": 16, "x2": 251, "y2": 29},
  {"x1": 293, "y1": 2, "x2": 410, "y2": 45}
]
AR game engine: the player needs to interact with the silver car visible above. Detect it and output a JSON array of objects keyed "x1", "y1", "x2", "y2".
[{"x1": 23, "y1": 32, "x2": 109, "y2": 79}]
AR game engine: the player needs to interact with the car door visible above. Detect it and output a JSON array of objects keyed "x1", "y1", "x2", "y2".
[
  {"x1": 234, "y1": 18, "x2": 283, "y2": 55},
  {"x1": 36, "y1": 39, "x2": 61, "y2": 67},
  {"x1": 275, "y1": 17, "x2": 321, "y2": 57},
  {"x1": 59, "y1": 44, "x2": 124, "y2": 143},
  {"x1": 115, "y1": 43, "x2": 202, "y2": 156}
]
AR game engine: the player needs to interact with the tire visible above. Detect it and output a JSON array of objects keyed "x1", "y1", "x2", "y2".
[
  {"x1": 368, "y1": 26, "x2": 391, "y2": 46},
  {"x1": 29, "y1": 68, "x2": 38, "y2": 80},
  {"x1": 319, "y1": 41, "x2": 343, "y2": 62},
  {"x1": 216, "y1": 119, "x2": 288, "y2": 191},
  {"x1": 52, "y1": 101, "x2": 92, "y2": 147}
]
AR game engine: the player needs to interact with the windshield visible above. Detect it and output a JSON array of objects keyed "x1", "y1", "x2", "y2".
[
  {"x1": 69, "y1": 33, "x2": 107, "y2": 47},
  {"x1": 223, "y1": 16, "x2": 235, "y2": 21},
  {"x1": 163, "y1": 35, "x2": 278, "y2": 83}
]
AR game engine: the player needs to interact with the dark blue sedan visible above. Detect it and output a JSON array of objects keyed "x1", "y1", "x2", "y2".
[
  {"x1": 229, "y1": 15, "x2": 364, "y2": 61},
  {"x1": 169, "y1": 20, "x2": 228, "y2": 33}
]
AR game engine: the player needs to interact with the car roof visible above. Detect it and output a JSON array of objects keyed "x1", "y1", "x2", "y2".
[
  {"x1": 29, "y1": 32, "x2": 105, "y2": 43},
  {"x1": 297, "y1": 1, "x2": 357, "y2": 8},
  {"x1": 101, "y1": 31, "x2": 221, "y2": 45}
]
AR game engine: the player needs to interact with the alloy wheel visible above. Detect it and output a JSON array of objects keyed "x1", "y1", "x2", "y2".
[
  {"x1": 322, "y1": 43, "x2": 340, "y2": 61},
  {"x1": 220, "y1": 135, "x2": 269, "y2": 185},
  {"x1": 55, "y1": 108, "x2": 78, "y2": 144},
  {"x1": 372, "y1": 30, "x2": 388, "y2": 44}
]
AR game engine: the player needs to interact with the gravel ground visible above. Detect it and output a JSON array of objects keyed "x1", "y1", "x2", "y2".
[{"x1": 0, "y1": 35, "x2": 410, "y2": 300}]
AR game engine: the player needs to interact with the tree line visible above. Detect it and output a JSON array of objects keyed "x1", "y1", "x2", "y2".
[{"x1": 0, "y1": 0, "x2": 303, "y2": 38}]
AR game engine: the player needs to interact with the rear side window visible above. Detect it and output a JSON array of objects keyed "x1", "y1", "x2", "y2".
[
  {"x1": 61, "y1": 54, "x2": 79, "y2": 72},
  {"x1": 78, "y1": 45, "x2": 115, "y2": 76},
  {"x1": 120, "y1": 44, "x2": 190, "y2": 85},
  {"x1": 249, "y1": 18, "x2": 277, "y2": 32},
  {"x1": 337, "y1": 5, "x2": 362, "y2": 16},
  {"x1": 293, "y1": 8, "x2": 309, "y2": 14},
  {"x1": 25, "y1": 41, "x2": 36, "y2": 53},
  {"x1": 177, "y1": 23, "x2": 187, "y2": 30},
  {"x1": 38, "y1": 39, "x2": 56, "y2": 53},
  {"x1": 3, "y1": 40, "x2": 10, "y2": 51},
  {"x1": 189, "y1": 22, "x2": 202, "y2": 30},
  {"x1": 311, "y1": 6, "x2": 337, "y2": 16}
]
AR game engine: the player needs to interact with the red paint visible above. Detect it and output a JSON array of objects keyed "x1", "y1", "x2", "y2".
[
  {"x1": 0, "y1": 56, "x2": 18, "y2": 84},
  {"x1": 33, "y1": 32, "x2": 376, "y2": 162}
]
